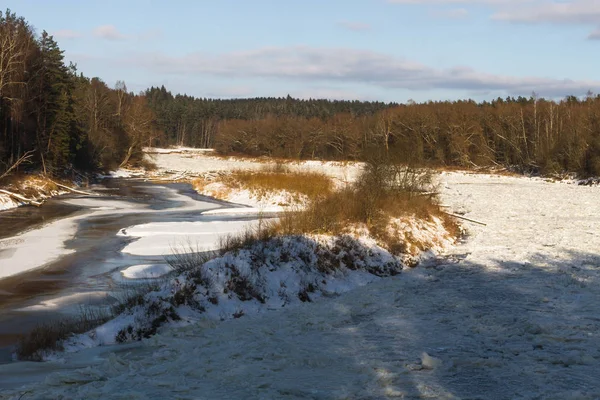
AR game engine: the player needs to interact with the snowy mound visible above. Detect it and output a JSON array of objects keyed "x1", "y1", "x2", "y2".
[{"x1": 67, "y1": 234, "x2": 404, "y2": 349}]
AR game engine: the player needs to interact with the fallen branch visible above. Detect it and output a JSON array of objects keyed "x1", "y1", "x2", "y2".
[
  {"x1": 150, "y1": 171, "x2": 199, "y2": 182},
  {"x1": 442, "y1": 211, "x2": 487, "y2": 226},
  {"x1": 0, "y1": 150, "x2": 36, "y2": 180},
  {"x1": 49, "y1": 180, "x2": 96, "y2": 196},
  {"x1": 0, "y1": 189, "x2": 44, "y2": 207}
]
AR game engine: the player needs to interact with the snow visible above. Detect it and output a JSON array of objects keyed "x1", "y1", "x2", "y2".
[
  {"x1": 118, "y1": 220, "x2": 260, "y2": 256},
  {"x1": 57, "y1": 234, "x2": 410, "y2": 353},
  {"x1": 145, "y1": 149, "x2": 362, "y2": 186},
  {"x1": 0, "y1": 195, "x2": 19, "y2": 211},
  {"x1": 0, "y1": 186, "x2": 220, "y2": 280},
  {"x1": 2, "y1": 171, "x2": 600, "y2": 398},
  {"x1": 0, "y1": 216, "x2": 78, "y2": 279},
  {"x1": 120, "y1": 264, "x2": 172, "y2": 279},
  {"x1": 194, "y1": 181, "x2": 301, "y2": 211},
  {"x1": 201, "y1": 206, "x2": 284, "y2": 215}
]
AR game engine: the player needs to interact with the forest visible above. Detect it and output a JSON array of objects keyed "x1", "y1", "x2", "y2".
[{"x1": 2, "y1": 9, "x2": 600, "y2": 178}]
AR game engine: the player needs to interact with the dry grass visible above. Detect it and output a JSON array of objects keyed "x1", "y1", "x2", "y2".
[
  {"x1": 193, "y1": 168, "x2": 333, "y2": 205},
  {"x1": 218, "y1": 162, "x2": 459, "y2": 256},
  {"x1": 15, "y1": 306, "x2": 112, "y2": 361},
  {"x1": 276, "y1": 166, "x2": 446, "y2": 230},
  {"x1": 218, "y1": 218, "x2": 279, "y2": 255},
  {"x1": 224, "y1": 169, "x2": 332, "y2": 200},
  {"x1": 16, "y1": 281, "x2": 162, "y2": 361}
]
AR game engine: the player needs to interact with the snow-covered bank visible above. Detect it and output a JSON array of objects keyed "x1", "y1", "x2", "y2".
[
  {"x1": 2, "y1": 171, "x2": 600, "y2": 399},
  {"x1": 137, "y1": 147, "x2": 364, "y2": 211},
  {"x1": 192, "y1": 179, "x2": 300, "y2": 211},
  {"x1": 0, "y1": 175, "x2": 67, "y2": 212},
  {"x1": 58, "y1": 227, "x2": 450, "y2": 355},
  {"x1": 44, "y1": 208, "x2": 453, "y2": 356}
]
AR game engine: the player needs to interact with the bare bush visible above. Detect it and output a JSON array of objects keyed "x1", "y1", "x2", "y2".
[{"x1": 167, "y1": 240, "x2": 217, "y2": 275}]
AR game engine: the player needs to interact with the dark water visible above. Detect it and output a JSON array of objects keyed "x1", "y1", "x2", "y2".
[{"x1": 0, "y1": 179, "x2": 259, "y2": 363}]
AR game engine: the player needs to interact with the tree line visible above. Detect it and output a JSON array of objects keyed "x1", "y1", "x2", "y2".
[
  {"x1": 144, "y1": 86, "x2": 396, "y2": 149},
  {"x1": 214, "y1": 96, "x2": 600, "y2": 177},
  {"x1": 2, "y1": 9, "x2": 600, "y2": 178}
]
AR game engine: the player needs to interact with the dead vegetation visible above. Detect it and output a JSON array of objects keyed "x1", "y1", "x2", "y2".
[
  {"x1": 0, "y1": 174, "x2": 59, "y2": 198},
  {"x1": 197, "y1": 155, "x2": 458, "y2": 256},
  {"x1": 193, "y1": 164, "x2": 333, "y2": 205},
  {"x1": 270, "y1": 157, "x2": 459, "y2": 253},
  {"x1": 16, "y1": 282, "x2": 162, "y2": 361},
  {"x1": 15, "y1": 306, "x2": 112, "y2": 361}
]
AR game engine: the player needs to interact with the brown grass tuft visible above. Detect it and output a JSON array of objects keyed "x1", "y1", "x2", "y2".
[{"x1": 224, "y1": 169, "x2": 332, "y2": 200}]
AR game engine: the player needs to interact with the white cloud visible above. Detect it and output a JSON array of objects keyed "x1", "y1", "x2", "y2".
[
  {"x1": 53, "y1": 29, "x2": 82, "y2": 40},
  {"x1": 491, "y1": 0, "x2": 600, "y2": 24},
  {"x1": 123, "y1": 46, "x2": 600, "y2": 97},
  {"x1": 91, "y1": 26, "x2": 162, "y2": 42},
  {"x1": 337, "y1": 21, "x2": 372, "y2": 31},
  {"x1": 93, "y1": 25, "x2": 127, "y2": 41},
  {"x1": 390, "y1": 0, "x2": 600, "y2": 38},
  {"x1": 431, "y1": 8, "x2": 470, "y2": 18}
]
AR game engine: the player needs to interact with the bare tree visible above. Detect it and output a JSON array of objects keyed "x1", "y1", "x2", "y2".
[{"x1": 119, "y1": 95, "x2": 154, "y2": 167}]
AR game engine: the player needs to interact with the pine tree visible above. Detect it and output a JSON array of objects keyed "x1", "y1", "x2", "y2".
[{"x1": 30, "y1": 31, "x2": 74, "y2": 173}]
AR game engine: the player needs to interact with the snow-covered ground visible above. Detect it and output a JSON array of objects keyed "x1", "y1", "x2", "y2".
[
  {"x1": 141, "y1": 147, "x2": 361, "y2": 210},
  {"x1": 144, "y1": 147, "x2": 362, "y2": 186},
  {"x1": 2, "y1": 171, "x2": 599, "y2": 398}
]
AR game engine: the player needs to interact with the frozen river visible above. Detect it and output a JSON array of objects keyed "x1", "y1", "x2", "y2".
[{"x1": 0, "y1": 179, "x2": 264, "y2": 364}]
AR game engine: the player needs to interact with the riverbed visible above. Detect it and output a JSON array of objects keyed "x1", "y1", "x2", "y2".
[{"x1": 0, "y1": 178, "x2": 266, "y2": 363}]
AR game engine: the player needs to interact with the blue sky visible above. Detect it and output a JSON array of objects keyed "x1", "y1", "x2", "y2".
[{"x1": 9, "y1": 0, "x2": 600, "y2": 102}]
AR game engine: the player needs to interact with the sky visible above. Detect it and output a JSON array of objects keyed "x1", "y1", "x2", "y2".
[{"x1": 9, "y1": 0, "x2": 600, "y2": 102}]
